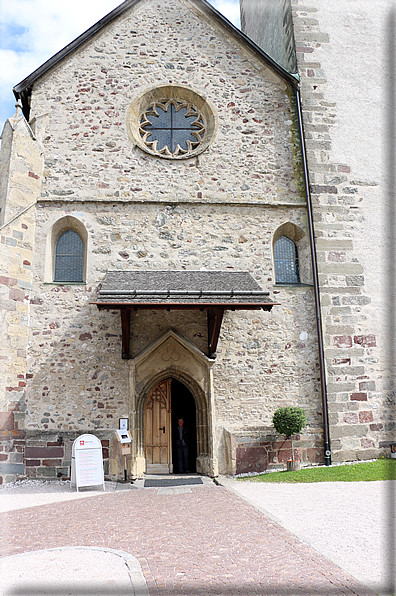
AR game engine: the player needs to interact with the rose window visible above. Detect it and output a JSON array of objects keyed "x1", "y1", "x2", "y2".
[{"x1": 139, "y1": 99, "x2": 205, "y2": 157}]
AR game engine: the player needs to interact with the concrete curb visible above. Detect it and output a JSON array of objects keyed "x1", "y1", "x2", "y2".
[{"x1": 0, "y1": 546, "x2": 150, "y2": 596}]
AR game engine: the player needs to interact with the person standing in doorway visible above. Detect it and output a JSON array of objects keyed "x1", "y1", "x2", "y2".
[{"x1": 175, "y1": 418, "x2": 189, "y2": 473}]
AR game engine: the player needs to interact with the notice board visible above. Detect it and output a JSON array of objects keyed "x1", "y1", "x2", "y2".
[{"x1": 71, "y1": 434, "x2": 105, "y2": 492}]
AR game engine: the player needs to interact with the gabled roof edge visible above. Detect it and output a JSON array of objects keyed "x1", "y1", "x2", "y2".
[
  {"x1": 13, "y1": 0, "x2": 300, "y2": 120},
  {"x1": 194, "y1": 0, "x2": 299, "y2": 86},
  {"x1": 13, "y1": 0, "x2": 141, "y2": 96}
]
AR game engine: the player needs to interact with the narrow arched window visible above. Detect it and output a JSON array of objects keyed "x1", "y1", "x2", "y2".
[
  {"x1": 274, "y1": 236, "x2": 300, "y2": 284},
  {"x1": 54, "y1": 230, "x2": 84, "y2": 282}
]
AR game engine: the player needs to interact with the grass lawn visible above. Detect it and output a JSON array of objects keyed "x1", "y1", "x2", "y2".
[{"x1": 238, "y1": 459, "x2": 396, "y2": 483}]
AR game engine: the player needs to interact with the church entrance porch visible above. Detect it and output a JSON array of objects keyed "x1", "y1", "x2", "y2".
[
  {"x1": 126, "y1": 329, "x2": 216, "y2": 479},
  {"x1": 144, "y1": 378, "x2": 197, "y2": 475}
]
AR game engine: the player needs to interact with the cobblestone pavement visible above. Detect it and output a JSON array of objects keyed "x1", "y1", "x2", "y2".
[{"x1": 0, "y1": 482, "x2": 375, "y2": 596}]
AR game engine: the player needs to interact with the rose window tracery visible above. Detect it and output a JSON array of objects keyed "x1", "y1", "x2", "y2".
[{"x1": 139, "y1": 99, "x2": 206, "y2": 157}]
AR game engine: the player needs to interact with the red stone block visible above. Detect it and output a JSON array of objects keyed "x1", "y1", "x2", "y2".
[
  {"x1": 338, "y1": 165, "x2": 350, "y2": 173},
  {"x1": 370, "y1": 423, "x2": 383, "y2": 431},
  {"x1": 333, "y1": 335, "x2": 352, "y2": 348},
  {"x1": 28, "y1": 171, "x2": 39, "y2": 179},
  {"x1": 9, "y1": 288, "x2": 25, "y2": 301},
  {"x1": 101, "y1": 440, "x2": 109, "y2": 447},
  {"x1": 328, "y1": 251, "x2": 346, "y2": 263},
  {"x1": 79, "y1": 333, "x2": 92, "y2": 341},
  {"x1": 350, "y1": 392, "x2": 367, "y2": 401},
  {"x1": 361, "y1": 438, "x2": 375, "y2": 449},
  {"x1": 296, "y1": 46, "x2": 314, "y2": 53},
  {"x1": 25, "y1": 459, "x2": 40, "y2": 466},
  {"x1": 102, "y1": 448, "x2": 109, "y2": 459},
  {"x1": 25, "y1": 446, "x2": 64, "y2": 459},
  {"x1": 277, "y1": 448, "x2": 293, "y2": 463},
  {"x1": 0, "y1": 276, "x2": 17, "y2": 286},
  {"x1": 47, "y1": 442, "x2": 60, "y2": 447},
  {"x1": 0, "y1": 454, "x2": 8, "y2": 461},
  {"x1": 354, "y1": 334, "x2": 376, "y2": 348},
  {"x1": 359, "y1": 411, "x2": 373, "y2": 423},
  {"x1": 0, "y1": 412, "x2": 14, "y2": 431},
  {"x1": 42, "y1": 459, "x2": 62, "y2": 467},
  {"x1": 343, "y1": 412, "x2": 358, "y2": 424}
]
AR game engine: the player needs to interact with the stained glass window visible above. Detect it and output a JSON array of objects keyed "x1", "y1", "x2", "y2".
[
  {"x1": 54, "y1": 230, "x2": 84, "y2": 282},
  {"x1": 274, "y1": 236, "x2": 300, "y2": 284}
]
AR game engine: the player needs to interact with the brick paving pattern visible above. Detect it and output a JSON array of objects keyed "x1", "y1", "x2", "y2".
[{"x1": 0, "y1": 485, "x2": 374, "y2": 595}]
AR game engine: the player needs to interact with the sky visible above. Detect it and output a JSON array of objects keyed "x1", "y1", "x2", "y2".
[{"x1": 0, "y1": 0, "x2": 240, "y2": 132}]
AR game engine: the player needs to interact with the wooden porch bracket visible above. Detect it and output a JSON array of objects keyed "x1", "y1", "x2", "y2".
[
  {"x1": 120, "y1": 309, "x2": 131, "y2": 359},
  {"x1": 208, "y1": 308, "x2": 224, "y2": 359}
]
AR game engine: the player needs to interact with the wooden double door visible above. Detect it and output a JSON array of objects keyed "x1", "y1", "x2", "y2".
[
  {"x1": 144, "y1": 379, "x2": 172, "y2": 474},
  {"x1": 144, "y1": 378, "x2": 197, "y2": 474}
]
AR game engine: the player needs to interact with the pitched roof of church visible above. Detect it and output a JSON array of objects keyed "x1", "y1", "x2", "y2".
[
  {"x1": 13, "y1": 0, "x2": 299, "y2": 121},
  {"x1": 95, "y1": 270, "x2": 274, "y2": 308}
]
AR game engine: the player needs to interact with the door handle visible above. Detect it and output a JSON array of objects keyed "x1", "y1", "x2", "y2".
[{"x1": 159, "y1": 426, "x2": 165, "y2": 434}]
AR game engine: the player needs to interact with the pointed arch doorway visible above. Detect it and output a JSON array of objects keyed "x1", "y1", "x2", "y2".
[{"x1": 144, "y1": 378, "x2": 197, "y2": 474}]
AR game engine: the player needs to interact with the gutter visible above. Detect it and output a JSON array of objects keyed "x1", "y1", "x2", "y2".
[{"x1": 294, "y1": 87, "x2": 331, "y2": 466}]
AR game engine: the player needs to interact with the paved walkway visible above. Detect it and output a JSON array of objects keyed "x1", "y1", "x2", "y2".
[
  {"x1": 220, "y1": 477, "x2": 395, "y2": 596},
  {"x1": 0, "y1": 477, "x2": 376, "y2": 596}
]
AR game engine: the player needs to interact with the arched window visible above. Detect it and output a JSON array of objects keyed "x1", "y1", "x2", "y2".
[
  {"x1": 54, "y1": 230, "x2": 84, "y2": 282},
  {"x1": 274, "y1": 235, "x2": 300, "y2": 284}
]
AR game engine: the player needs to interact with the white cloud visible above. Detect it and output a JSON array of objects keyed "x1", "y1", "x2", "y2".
[
  {"x1": 210, "y1": 0, "x2": 240, "y2": 26},
  {"x1": 0, "y1": 0, "x2": 240, "y2": 132}
]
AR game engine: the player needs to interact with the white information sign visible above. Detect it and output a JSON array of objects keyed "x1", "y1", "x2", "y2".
[
  {"x1": 116, "y1": 429, "x2": 132, "y2": 444},
  {"x1": 71, "y1": 434, "x2": 105, "y2": 492}
]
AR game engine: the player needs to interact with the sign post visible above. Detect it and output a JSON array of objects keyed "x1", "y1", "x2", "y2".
[
  {"x1": 116, "y1": 428, "x2": 132, "y2": 482},
  {"x1": 71, "y1": 434, "x2": 105, "y2": 492}
]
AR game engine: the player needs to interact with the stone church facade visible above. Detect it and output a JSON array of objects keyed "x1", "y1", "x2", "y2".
[{"x1": 0, "y1": 0, "x2": 391, "y2": 483}]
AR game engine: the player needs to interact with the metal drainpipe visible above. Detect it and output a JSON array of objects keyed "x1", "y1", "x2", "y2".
[{"x1": 294, "y1": 87, "x2": 331, "y2": 466}]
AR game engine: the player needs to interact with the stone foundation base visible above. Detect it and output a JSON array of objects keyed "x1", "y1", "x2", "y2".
[
  {"x1": 23, "y1": 430, "x2": 111, "y2": 482},
  {"x1": 222, "y1": 427, "x2": 324, "y2": 475}
]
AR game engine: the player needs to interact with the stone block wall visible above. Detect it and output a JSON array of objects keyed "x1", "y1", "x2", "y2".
[
  {"x1": 24, "y1": 431, "x2": 111, "y2": 481},
  {"x1": 241, "y1": 0, "x2": 391, "y2": 462},
  {"x1": 290, "y1": 0, "x2": 389, "y2": 460},
  {"x1": 0, "y1": 412, "x2": 25, "y2": 484},
  {"x1": 0, "y1": 113, "x2": 42, "y2": 482}
]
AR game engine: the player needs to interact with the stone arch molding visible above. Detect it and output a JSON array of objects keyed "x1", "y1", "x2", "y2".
[
  {"x1": 44, "y1": 215, "x2": 88, "y2": 283},
  {"x1": 128, "y1": 329, "x2": 217, "y2": 477},
  {"x1": 272, "y1": 221, "x2": 312, "y2": 285}
]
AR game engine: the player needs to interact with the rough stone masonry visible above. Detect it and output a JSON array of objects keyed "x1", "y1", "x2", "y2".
[{"x1": 0, "y1": 0, "x2": 389, "y2": 483}]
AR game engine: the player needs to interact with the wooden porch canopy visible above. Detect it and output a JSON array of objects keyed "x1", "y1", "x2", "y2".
[{"x1": 93, "y1": 271, "x2": 276, "y2": 359}]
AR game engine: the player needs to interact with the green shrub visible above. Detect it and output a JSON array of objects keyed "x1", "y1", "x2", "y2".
[{"x1": 273, "y1": 406, "x2": 307, "y2": 438}]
